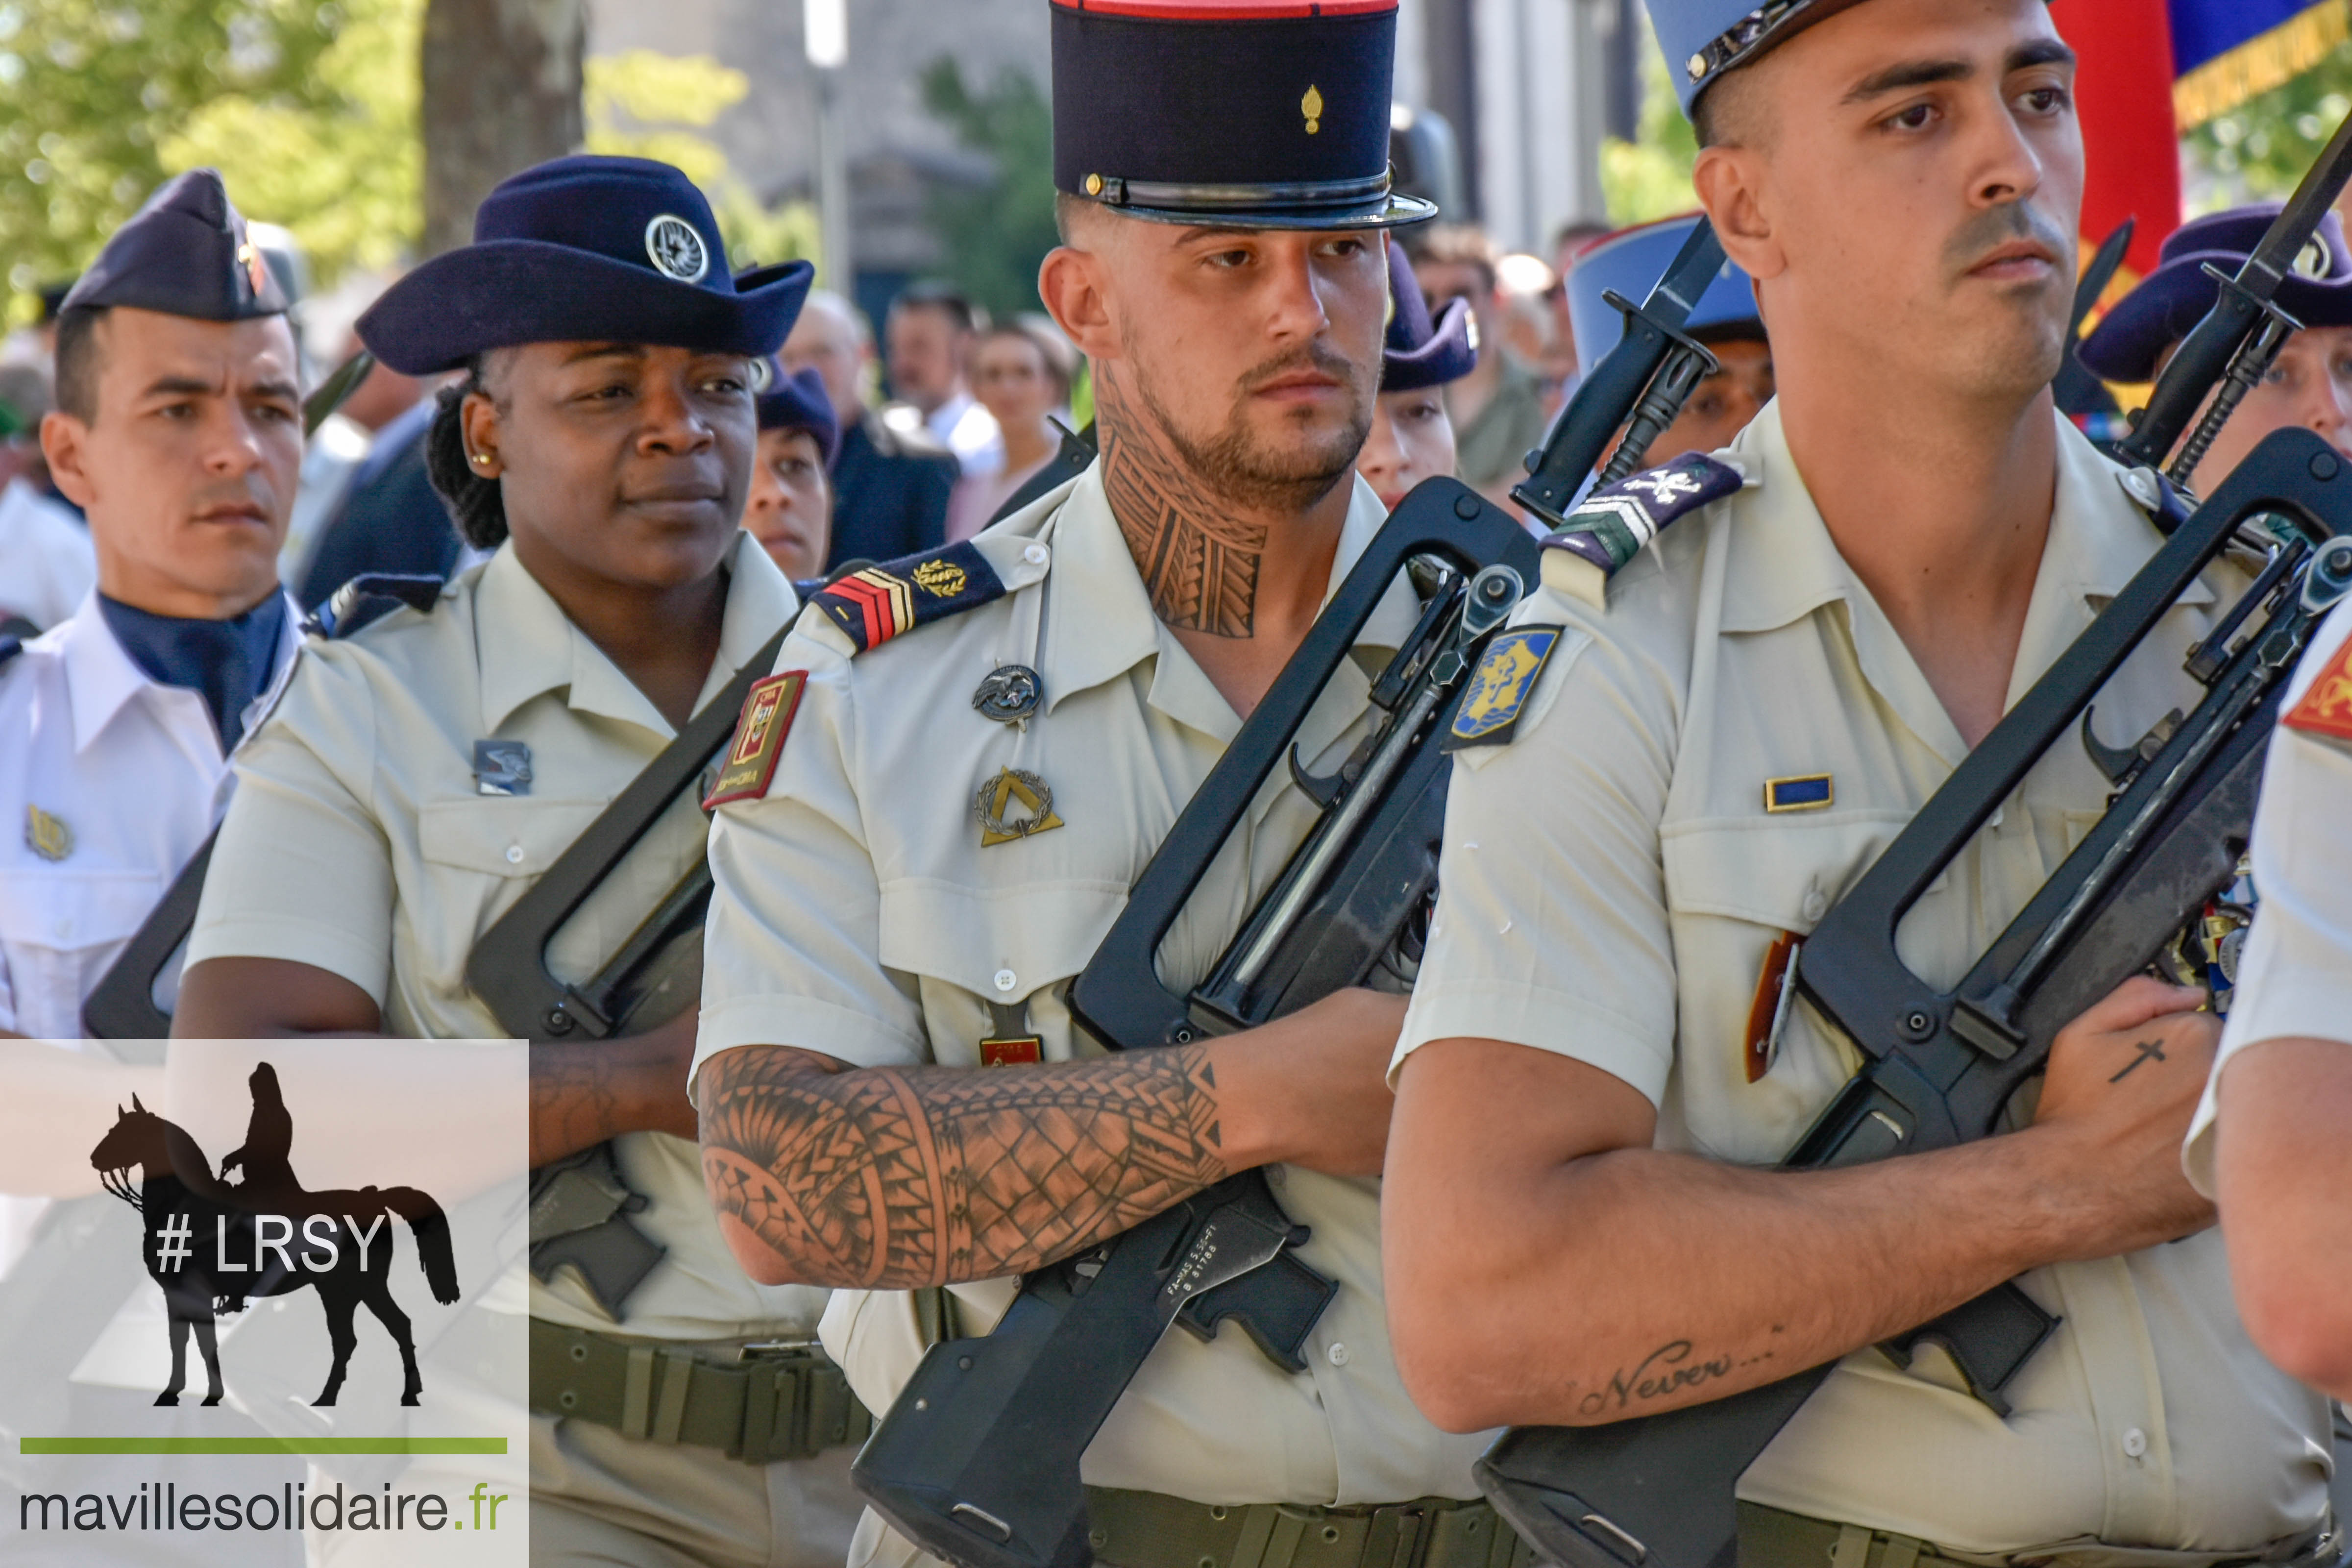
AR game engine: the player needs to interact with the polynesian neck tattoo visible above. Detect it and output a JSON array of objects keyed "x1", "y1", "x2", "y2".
[{"x1": 1095, "y1": 362, "x2": 1271, "y2": 640}]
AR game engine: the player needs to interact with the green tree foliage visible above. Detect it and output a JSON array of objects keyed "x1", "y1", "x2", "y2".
[
  {"x1": 919, "y1": 58, "x2": 1060, "y2": 319},
  {"x1": 2184, "y1": 39, "x2": 2352, "y2": 210},
  {"x1": 1600, "y1": 19, "x2": 1700, "y2": 227},
  {"x1": 586, "y1": 49, "x2": 819, "y2": 271},
  {"x1": 0, "y1": 0, "x2": 415, "y2": 323}
]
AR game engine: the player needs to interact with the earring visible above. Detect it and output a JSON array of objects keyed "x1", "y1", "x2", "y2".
[{"x1": 471, "y1": 452, "x2": 491, "y2": 466}]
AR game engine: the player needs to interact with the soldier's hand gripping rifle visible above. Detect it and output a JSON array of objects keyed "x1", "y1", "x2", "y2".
[
  {"x1": 1475, "y1": 118, "x2": 2352, "y2": 1568},
  {"x1": 848, "y1": 221, "x2": 1738, "y2": 1568},
  {"x1": 463, "y1": 625, "x2": 790, "y2": 1319}
]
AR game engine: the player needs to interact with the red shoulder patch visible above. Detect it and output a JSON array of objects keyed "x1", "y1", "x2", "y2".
[
  {"x1": 703, "y1": 671, "x2": 808, "y2": 808},
  {"x1": 2285, "y1": 636, "x2": 2352, "y2": 743}
]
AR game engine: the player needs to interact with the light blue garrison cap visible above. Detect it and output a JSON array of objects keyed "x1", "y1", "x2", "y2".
[{"x1": 1649, "y1": 0, "x2": 1872, "y2": 114}]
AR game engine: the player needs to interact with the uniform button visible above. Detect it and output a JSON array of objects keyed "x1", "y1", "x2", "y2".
[
  {"x1": 993, "y1": 968, "x2": 1017, "y2": 993},
  {"x1": 1801, "y1": 890, "x2": 1828, "y2": 923},
  {"x1": 2123, "y1": 1427, "x2": 2148, "y2": 1458},
  {"x1": 1326, "y1": 1342, "x2": 1350, "y2": 1368},
  {"x1": 52, "y1": 917, "x2": 71, "y2": 938},
  {"x1": 1023, "y1": 543, "x2": 1049, "y2": 566},
  {"x1": 505, "y1": 844, "x2": 525, "y2": 864}
]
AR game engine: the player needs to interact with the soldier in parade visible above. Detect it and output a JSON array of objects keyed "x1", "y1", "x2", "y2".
[
  {"x1": 169, "y1": 155, "x2": 868, "y2": 1567},
  {"x1": 1381, "y1": 0, "x2": 2335, "y2": 1563},
  {"x1": 1565, "y1": 212, "x2": 1774, "y2": 470},
  {"x1": 0, "y1": 170, "x2": 304, "y2": 1274},
  {"x1": 1356, "y1": 235, "x2": 1477, "y2": 512},
  {"x1": 687, "y1": 4, "x2": 1539, "y2": 1567},
  {"x1": 744, "y1": 360, "x2": 840, "y2": 584},
  {"x1": 2079, "y1": 203, "x2": 2352, "y2": 490}
]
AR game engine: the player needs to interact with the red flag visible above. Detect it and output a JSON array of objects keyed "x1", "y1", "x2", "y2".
[{"x1": 2050, "y1": 0, "x2": 2182, "y2": 292}]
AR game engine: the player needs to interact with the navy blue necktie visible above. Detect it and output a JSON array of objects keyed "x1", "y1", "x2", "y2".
[{"x1": 98, "y1": 591, "x2": 288, "y2": 750}]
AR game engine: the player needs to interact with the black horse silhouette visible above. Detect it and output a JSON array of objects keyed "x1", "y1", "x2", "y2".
[{"x1": 88, "y1": 1072, "x2": 460, "y2": 1408}]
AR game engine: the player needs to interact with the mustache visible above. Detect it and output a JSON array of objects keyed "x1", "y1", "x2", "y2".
[
  {"x1": 1235, "y1": 341, "x2": 1368, "y2": 395},
  {"x1": 1945, "y1": 201, "x2": 2072, "y2": 274}
]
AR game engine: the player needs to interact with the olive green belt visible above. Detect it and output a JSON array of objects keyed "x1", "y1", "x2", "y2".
[
  {"x1": 1737, "y1": 1503, "x2": 2344, "y2": 1568},
  {"x1": 1083, "y1": 1487, "x2": 1533, "y2": 1568},
  {"x1": 529, "y1": 1318, "x2": 871, "y2": 1465}
]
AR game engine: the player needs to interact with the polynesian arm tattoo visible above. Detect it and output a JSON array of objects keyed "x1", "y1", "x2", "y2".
[
  {"x1": 695, "y1": 1045, "x2": 1229, "y2": 1289},
  {"x1": 1095, "y1": 363, "x2": 1270, "y2": 638}
]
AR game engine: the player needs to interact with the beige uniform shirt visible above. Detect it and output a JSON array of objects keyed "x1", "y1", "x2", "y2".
[
  {"x1": 2184, "y1": 597, "x2": 2352, "y2": 1194},
  {"x1": 694, "y1": 464, "x2": 1497, "y2": 1528},
  {"x1": 1395, "y1": 402, "x2": 2331, "y2": 1555},
  {"x1": 188, "y1": 533, "x2": 830, "y2": 1343}
]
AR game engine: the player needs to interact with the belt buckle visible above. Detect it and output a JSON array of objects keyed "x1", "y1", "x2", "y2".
[
  {"x1": 735, "y1": 1337, "x2": 820, "y2": 1363},
  {"x1": 1368, "y1": 1502, "x2": 1435, "y2": 1568}
]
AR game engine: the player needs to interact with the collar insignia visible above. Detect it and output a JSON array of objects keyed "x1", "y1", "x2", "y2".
[{"x1": 2285, "y1": 634, "x2": 2352, "y2": 744}]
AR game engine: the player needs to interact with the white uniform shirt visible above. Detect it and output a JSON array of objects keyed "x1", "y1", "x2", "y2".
[
  {"x1": 695, "y1": 464, "x2": 1494, "y2": 1568},
  {"x1": 0, "y1": 478, "x2": 96, "y2": 633},
  {"x1": 2184, "y1": 596, "x2": 2352, "y2": 1193},
  {"x1": 0, "y1": 588, "x2": 298, "y2": 1267},
  {"x1": 1395, "y1": 402, "x2": 2330, "y2": 1556}
]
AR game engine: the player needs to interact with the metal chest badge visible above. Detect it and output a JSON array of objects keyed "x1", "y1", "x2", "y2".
[
  {"x1": 1444, "y1": 626, "x2": 1563, "y2": 750},
  {"x1": 975, "y1": 768, "x2": 1062, "y2": 847},
  {"x1": 473, "y1": 740, "x2": 534, "y2": 797},
  {"x1": 972, "y1": 665, "x2": 1043, "y2": 726},
  {"x1": 24, "y1": 804, "x2": 72, "y2": 862}
]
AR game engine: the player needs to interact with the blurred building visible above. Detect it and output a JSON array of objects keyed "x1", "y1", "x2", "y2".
[{"x1": 587, "y1": 0, "x2": 1638, "y2": 304}]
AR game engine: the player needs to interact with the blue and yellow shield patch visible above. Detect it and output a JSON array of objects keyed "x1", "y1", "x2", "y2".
[{"x1": 1444, "y1": 626, "x2": 1562, "y2": 750}]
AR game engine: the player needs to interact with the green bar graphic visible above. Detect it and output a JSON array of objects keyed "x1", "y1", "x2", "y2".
[{"x1": 21, "y1": 1438, "x2": 508, "y2": 1455}]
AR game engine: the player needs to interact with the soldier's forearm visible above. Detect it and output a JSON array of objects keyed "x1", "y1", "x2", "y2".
[
  {"x1": 693, "y1": 1043, "x2": 1233, "y2": 1290},
  {"x1": 531, "y1": 1017, "x2": 700, "y2": 1168},
  {"x1": 2215, "y1": 1037, "x2": 2352, "y2": 1397}
]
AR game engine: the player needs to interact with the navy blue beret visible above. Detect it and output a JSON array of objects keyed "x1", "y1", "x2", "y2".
[
  {"x1": 1383, "y1": 237, "x2": 1475, "y2": 391},
  {"x1": 1567, "y1": 214, "x2": 1762, "y2": 365},
  {"x1": 61, "y1": 170, "x2": 289, "y2": 322},
  {"x1": 357, "y1": 155, "x2": 811, "y2": 375},
  {"x1": 2081, "y1": 204, "x2": 2352, "y2": 383},
  {"x1": 755, "y1": 361, "x2": 841, "y2": 468},
  {"x1": 1054, "y1": 0, "x2": 1434, "y2": 229}
]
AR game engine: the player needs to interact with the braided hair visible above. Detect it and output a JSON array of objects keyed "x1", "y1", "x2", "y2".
[{"x1": 424, "y1": 357, "x2": 508, "y2": 549}]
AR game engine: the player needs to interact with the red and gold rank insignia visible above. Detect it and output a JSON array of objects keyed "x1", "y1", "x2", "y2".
[
  {"x1": 2284, "y1": 634, "x2": 2352, "y2": 743},
  {"x1": 704, "y1": 671, "x2": 808, "y2": 808}
]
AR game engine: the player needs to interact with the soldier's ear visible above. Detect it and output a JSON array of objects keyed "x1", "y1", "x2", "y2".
[
  {"x1": 1694, "y1": 145, "x2": 1785, "y2": 285},
  {"x1": 1037, "y1": 245, "x2": 1118, "y2": 363}
]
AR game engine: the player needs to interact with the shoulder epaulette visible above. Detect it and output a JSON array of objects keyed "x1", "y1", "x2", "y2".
[
  {"x1": 811, "y1": 540, "x2": 1005, "y2": 654},
  {"x1": 302, "y1": 573, "x2": 444, "y2": 640},
  {"x1": 1542, "y1": 452, "x2": 1744, "y2": 608}
]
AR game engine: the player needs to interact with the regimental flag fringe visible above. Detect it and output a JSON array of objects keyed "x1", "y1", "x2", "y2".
[{"x1": 2174, "y1": 1, "x2": 2352, "y2": 130}]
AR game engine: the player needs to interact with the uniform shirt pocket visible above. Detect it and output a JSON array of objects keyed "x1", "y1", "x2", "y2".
[
  {"x1": 878, "y1": 879, "x2": 1127, "y2": 1065},
  {"x1": 1657, "y1": 812, "x2": 1911, "y2": 1161},
  {"x1": 415, "y1": 798, "x2": 610, "y2": 993},
  {"x1": 0, "y1": 869, "x2": 164, "y2": 1038}
]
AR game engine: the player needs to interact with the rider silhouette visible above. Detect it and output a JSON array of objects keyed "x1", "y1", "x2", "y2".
[{"x1": 219, "y1": 1062, "x2": 300, "y2": 1198}]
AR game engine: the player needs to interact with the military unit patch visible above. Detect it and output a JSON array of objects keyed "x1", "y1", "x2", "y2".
[
  {"x1": 705, "y1": 671, "x2": 809, "y2": 808},
  {"x1": 813, "y1": 541, "x2": 1006, "y2": 654},
  {"x1": 1444, "y1": 626, "x2": 1563, "y2": 751},
  {"x1": 2284, "y1": 632, "x2": 2352, "y2": 743},
  {"x1": 1542, "y1": 452, "x2": 1743, "y2": 608}
]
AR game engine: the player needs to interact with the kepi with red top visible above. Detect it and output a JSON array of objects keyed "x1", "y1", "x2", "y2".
[{"x1": 1052, "y1": 0, "x2": 1435, "y2": 228}]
